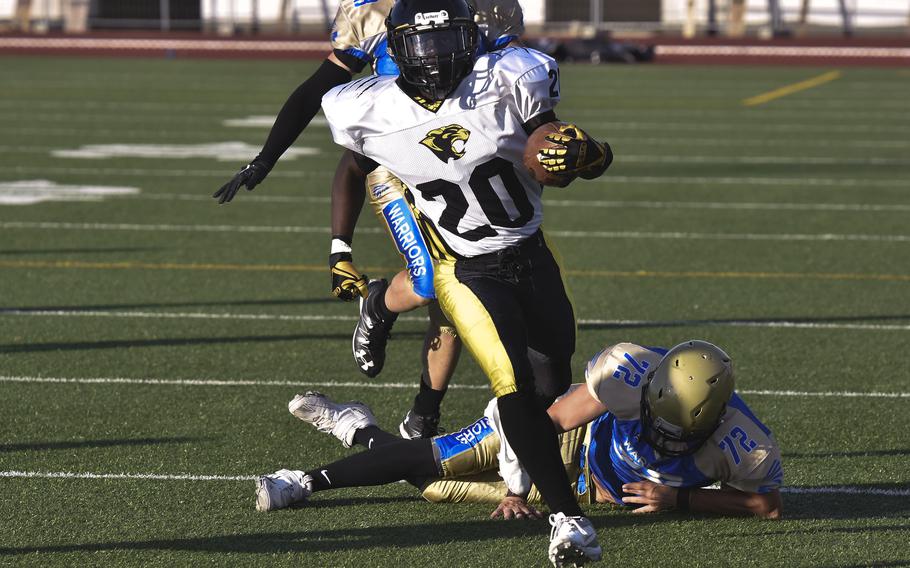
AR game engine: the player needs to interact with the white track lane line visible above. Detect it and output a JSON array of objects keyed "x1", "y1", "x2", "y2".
[
  {"x1": 0, "y1": 376, "x2": 906, "y2": 398},
  {"x1": 1, "y1": 470, "x2": 905, "y2": 496},
  {"x1": 4, "y1": 222, "x2": 910, "y2": 243}
]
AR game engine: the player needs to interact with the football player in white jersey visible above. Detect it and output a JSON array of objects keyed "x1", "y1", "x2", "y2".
[
  {"x1": 318, "y1": 0, "x2": 612, "y2": 564},
  {"x1": 212, "y1": 0, "x2": 524, "y2": 439},
  {"x1": 256, "y1": 342, "x2": 783, "y2": 566}
]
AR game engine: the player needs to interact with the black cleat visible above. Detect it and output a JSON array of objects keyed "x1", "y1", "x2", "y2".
[
  {"x1": 352, "y1": 279, "x2": 396, "y2": 378},
  {"x1": 399, "y1": 410, "x2": 442, "y2": 439}
]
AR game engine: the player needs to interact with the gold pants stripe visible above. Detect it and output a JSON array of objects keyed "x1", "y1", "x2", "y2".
[{"x1": 433, "y1": 259, "x2": 517, "y2": 397}]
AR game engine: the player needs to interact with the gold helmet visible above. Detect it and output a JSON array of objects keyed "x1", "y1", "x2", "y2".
[{"x1": 641, "y1": 340, "x2": 734, "y2": 456}]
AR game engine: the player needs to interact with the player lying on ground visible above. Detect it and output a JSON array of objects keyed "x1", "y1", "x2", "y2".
[
  {"x1": 320, "y1": 0, "x2": 612, "y2": 564},
  {"x1": 257, "y1": 342, "x2": 783, "y2": 563},
  {"x1": 212, "y1": 0, "x2": 524, "y2": 441}
]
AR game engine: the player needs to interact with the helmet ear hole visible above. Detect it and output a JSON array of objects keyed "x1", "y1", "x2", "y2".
[
  {"x1": 708, "y1": 376, "x2": 719, "y2": 385},
  {"x1": 657, "y1": 388, "x2": 663, "y2": 399}
]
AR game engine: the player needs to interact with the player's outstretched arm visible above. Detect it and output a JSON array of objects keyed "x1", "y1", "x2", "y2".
[
  {"x1": 328, "y1": 150, "x2": 370, "y2": 300},
  {"x1": 213, "y1": 54, "x2": 353, "y2": 204},
  {"x1": 622, "y1": 481, "x2": 783, "y2": 519},
  {"x1": 546, "y1": 383, "x2": 610, "y2": 434}
]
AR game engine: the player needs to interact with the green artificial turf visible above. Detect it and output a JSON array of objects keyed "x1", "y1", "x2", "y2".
[{"x1": 1, "y1": 56, "x2": 908, "y2": 567}]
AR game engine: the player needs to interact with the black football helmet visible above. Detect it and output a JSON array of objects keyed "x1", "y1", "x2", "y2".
[{"x1": 386, "y1": 0, "x2": 478, "y2": 101}]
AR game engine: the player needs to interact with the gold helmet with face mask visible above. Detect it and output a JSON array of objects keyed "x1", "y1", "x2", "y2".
[{"x1": 640, "y1": 340, "x2": 735, "y2": 457}]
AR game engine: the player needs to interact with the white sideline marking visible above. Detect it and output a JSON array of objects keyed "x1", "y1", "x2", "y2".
[
  {"x1": 4, "y1": 221, "x2": 910, "y2": 243},
  {"x1": 0, "y1": 471, "x2": 906, "y2": 496},
  {"x1": 0, "y1": 376, "x2": 906, "y2": 399},
  {"x1": 5, "y1": 309, "x2": 910, "y2": 333},
  {"x1": 51, "y1": 142, "x2": 318, "y2": 161}
]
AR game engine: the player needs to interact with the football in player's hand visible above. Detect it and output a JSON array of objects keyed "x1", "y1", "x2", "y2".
[{"x1": 523, "y1": 121, "x2": 579, "y2": 188}]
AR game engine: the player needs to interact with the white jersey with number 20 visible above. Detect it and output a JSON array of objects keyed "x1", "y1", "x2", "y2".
[{"x1": 322, "y1": 47, "x2": 560, "y2": 258}]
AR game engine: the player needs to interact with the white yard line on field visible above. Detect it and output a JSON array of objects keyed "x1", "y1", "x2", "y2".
[
  {"x1": 618, "y1": 155, "x2": 910, "y2": 166},
  {"x1": 125, "y1": 193, "x2": 910, "y2": 213},
  {"x1": 778, "y1": 486, "x2": 910, "y2": 497},
  {"x1": 11, "y1": 145, "x2": 910, "y2": 165},
  {"x1": 4, "y1": 221, "x2": 910, "y2": 243},
  {"x1": 602, "y1": 176, "x2": 910, "y2": 188},
  {"x1": 0, "y1": 375, "x2": 487, "y2": 390},
  {"x1": 0, "y1": 375, "x2": 907, "y2": 398},
  {"x1": 4, "y1": 309, "x2": 910, "y2": 332},
  {"x1": 7, "y1": 166, "x2": 910, "y2": 186},
  {"x1": 10, "y1": 166, "x2": 331, "y2": 178},
  {"x1": 1, "y1": 470, "x2": 906, "y2": 496},
  {"x1": 0, "y1": 470, "x2": 255, "y2": 481}
]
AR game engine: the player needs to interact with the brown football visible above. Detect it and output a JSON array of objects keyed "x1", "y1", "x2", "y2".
[{"x1": 523, "y1": 121, "x2": 578, "y2": 188}]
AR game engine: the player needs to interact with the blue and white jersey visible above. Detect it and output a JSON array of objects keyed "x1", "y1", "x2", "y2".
[
  {"x1": 585, "y1": 343, "x2": 784, "y2": 504},
  {"x1": 329, "y1": 0, "x2": 524, "y2": 76}
]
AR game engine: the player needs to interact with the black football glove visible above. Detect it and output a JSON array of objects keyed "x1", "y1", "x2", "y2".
[
  {"x1": 212, "y1": 160, "x2": 270, "y2": 204},
  {"x1": 330, "y1": 252, "x2": 369, "y2": 301},
  {"x1": 537, "y1": 124, "x2": 612, "y2": 180}
]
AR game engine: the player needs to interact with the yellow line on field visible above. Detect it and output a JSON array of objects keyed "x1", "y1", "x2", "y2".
[
  {"x1": 3, "y1": 259, "x2": 910, "y2": 283},
  {"x1": 742, "y1": 70, "x2": 842, "y2": 107}
]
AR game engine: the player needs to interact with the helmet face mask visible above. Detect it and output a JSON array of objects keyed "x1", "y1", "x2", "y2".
[
  {"x1": 640, "y1": 340, "x2": 735, "y2": 457},
  {"x1": 386, "y1": 0, "x2": 478, "y2": 101}
]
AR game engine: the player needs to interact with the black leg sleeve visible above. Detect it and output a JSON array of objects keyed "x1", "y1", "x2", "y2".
[
  {"x1": 497, "y1": 390, "x2": 583, "y2": 517},
  {"x1": 352, "y1": 425, "x2": 400, "y2": 449},
  {"x1": 307, "y1": 438, "x2": 438, "y2": 493},
  {"x1": 255, "y1": 59, "x2": 352, "y2": 169}
]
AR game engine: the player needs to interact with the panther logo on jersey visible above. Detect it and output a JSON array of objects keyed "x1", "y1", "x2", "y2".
[{"x1": 420, "y1": 124, "x2": 470, "y2": 163}]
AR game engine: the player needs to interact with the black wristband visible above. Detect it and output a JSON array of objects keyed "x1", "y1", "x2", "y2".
[{"x1": 676, "y1": 488, "x2": 691, "y2": 512}]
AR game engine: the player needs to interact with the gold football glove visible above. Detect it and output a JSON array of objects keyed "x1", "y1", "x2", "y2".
[
  {"x1": 537, "y1": 124, "x2": 612, "y2": 180},
  {"x1": 330, "y1": 252, "x2": 368, "y2": 301}
]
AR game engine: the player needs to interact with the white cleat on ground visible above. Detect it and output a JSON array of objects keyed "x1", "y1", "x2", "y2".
[
  {"x1": 288, "y1": 391, "x2": 377, "y2": 448},
  {"x1": 255, "y1": 469, "x2": 313, "y2": 512},
  {"x1": 548, "y1": 512, "x2": 602, "y2": 567}
]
